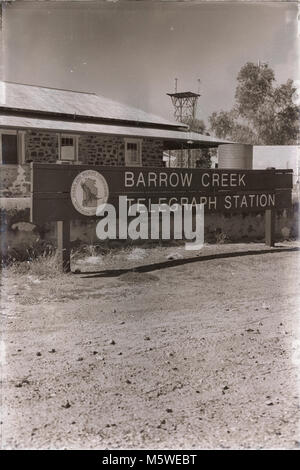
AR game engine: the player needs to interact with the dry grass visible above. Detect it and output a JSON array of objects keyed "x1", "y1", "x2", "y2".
[{"x1": 4, "y1": 250, "x2": 63, "y2": 278}]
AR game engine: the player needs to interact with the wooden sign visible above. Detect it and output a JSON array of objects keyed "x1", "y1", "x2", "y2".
[
  {"x1": 30, "y1": 163, "x2": 293, "y2": 271},
  {"x1": 31, "y1": 164, "x2": 292, "y2": 222}
]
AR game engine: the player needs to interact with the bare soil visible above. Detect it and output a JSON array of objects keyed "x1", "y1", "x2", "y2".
[{"x1": 1, "y1": 242, "x2": 300, "y2": 449}]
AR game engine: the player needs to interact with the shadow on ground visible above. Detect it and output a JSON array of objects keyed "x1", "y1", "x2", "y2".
[{"x1": 75, "y1": 246, "x2": 300, "y2": 279}]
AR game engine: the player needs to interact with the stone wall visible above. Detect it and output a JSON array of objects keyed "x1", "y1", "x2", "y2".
[
  {"x1": 26, "y1": 131, "x2": 58, "y2": 163},
  {"x1": 24, "y1": 131, "x2": 164, "y2": 167},
  {"x1": 0, "y1": 131, "x2": 165, "y2": 197},
  {"x1": 142, "y1": 138, "x2": 164, "y2": 167},
  {"x1": 78, "y1": 135, "x2": 164, "y2": 167},
  {"x1": 78, "y1": 135, "x2": 124, "y2": 165}
]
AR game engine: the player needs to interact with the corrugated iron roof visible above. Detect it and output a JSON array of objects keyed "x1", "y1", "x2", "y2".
[
  {"x1": 0, "y1": 114, "x2": 232, "y2": 148},
  {"x1": 0, "y1": 81, "x2": 185, "y2": 129}
]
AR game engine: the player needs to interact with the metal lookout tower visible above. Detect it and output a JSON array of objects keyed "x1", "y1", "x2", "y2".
[
  {"x1": 167, "y1": 79, "x2": 201, "y2": 167},
  {"x1": 167, "y1": 79, "x2": 201, "y2": 125}
]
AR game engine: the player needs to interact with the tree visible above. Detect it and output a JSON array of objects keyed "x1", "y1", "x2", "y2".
[
  {"x1": 208, "y1": 110, "x2": 236, "y2": 140},
  {"x1": 235, "y1": 62, "x2": 275, "y2": 119},
  {"x1": 182, "y1": 117, "x2": 206, "y2": 134},
  {"x1": 209, "y1": 62, "x2": 299, "y2": 145}
]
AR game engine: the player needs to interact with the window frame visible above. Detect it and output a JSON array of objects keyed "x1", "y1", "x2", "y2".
[
  {"x1": 124, "y1": 138, "x2": 142, "y2": 167},
  {"x1": 58, "y1": 133, "x2": 79, "y2": 162},
  {"x1": 0, "y1": 129, "x2": 25, "y2": 165}
]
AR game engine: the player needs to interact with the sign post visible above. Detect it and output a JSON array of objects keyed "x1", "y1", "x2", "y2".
[
  {"x1": 30, "y1": 163, "x2": 293, "y2": 272},
  {"x1": 57, "y1": 220, "x2": 71, "y2": 273},
  {"x1": 265, "y1": 209, "x2": 276, "y2": 247}
]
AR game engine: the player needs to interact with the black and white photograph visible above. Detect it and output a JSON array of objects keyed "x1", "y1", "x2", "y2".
[{"x1": 0, "y1": 0, "x2": 299, "y2": 452}]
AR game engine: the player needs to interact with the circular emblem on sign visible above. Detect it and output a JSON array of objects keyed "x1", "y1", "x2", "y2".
[{"x1": 71, "y1": 170, "x2": 109, "y2": 216}]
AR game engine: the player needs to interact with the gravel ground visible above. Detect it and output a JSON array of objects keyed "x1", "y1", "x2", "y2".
[{"x1": 1, "y1": 242, "x2": 300, "y2": 449}]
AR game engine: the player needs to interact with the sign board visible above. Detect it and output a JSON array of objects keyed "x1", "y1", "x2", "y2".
[
  {"x1": 31, "y1": 163, "x2": 293, "y2": 223},
  {"x1": 30, "y1": 163, "x2": 293, "y2": 271}
]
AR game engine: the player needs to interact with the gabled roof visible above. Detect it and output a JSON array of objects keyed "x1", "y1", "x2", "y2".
[
  {"x1": 0, "y1": 81, "x2": 233, "y2": 149},
  {"x1": 0, "y1": 81, "x2": 186, "y2": 130}
]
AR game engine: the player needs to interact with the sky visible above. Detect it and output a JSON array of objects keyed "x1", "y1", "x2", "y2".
[{"x1": 1, "y1": 0, "x2": 299, "y2": 126}]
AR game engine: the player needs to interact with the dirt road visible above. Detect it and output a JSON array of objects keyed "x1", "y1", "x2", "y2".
[{"x1": 1, "y1": 243, "x2": 300, "y2": 449}]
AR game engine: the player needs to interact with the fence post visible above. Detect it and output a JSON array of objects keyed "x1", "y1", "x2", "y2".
[
  {"x1": 57, "y1": 220, "x2": 71, "y2": 272},
  {"x1": 265, "y1": 209, "x2": 275, "y2": 247}
]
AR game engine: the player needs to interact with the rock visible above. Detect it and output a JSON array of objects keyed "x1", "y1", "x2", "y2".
[
  {"x1": 77, "y1": 357, "x2": 84, "y2": 361},
  {"x1": 36, "y1": 352, "x2": 42, "y2": 357},
  {"x1": 167, "y1": 252, "x2": 183, "y2": 260},
  {"x1": 120, "y1": 321, "x2": 125, "y2": 325},
  {"x1": 166, "y1": 408, "x2": 173, "y2": 413},
  {"x1": 158, "y1": 419, "x2": 166, "y2": 428},
  {"x1": 144, "y1": 336, "x2": 151, "y2": 341},
  {"x1": 126, "y1": 379, "x2": 132, "y2": 384},
  {"x1": 49, "y1": 349, "x2": 56, "y2": 353},
  {"x1": 92, "y1": 351, "x2": 98, "y2": 355},
  {"x1": 110, "y1": 340, "x2": 116, "y2": 345},
  {"x1": 62, "y1": 401, "x2": 71, "y2": 409}
]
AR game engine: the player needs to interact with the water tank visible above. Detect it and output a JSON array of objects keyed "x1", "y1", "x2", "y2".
[{"x1": 218, "y1": 144, "x2": 253, "y2": 169}]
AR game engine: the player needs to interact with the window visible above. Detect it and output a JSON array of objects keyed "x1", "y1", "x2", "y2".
[
  {"x1": 59, "y1": 134, "x2": 78, "y2": 161},
  {"x1": 125, "y1": 138, "x2": 142, "y2": 167},
  {"x1": 0, "y1": 130, "x2": 25, "y2": 165}
]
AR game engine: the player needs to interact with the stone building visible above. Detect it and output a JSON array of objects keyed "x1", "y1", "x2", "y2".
[{"x1": 0, "y1": 81, "x2": 228, "y2": 197}]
